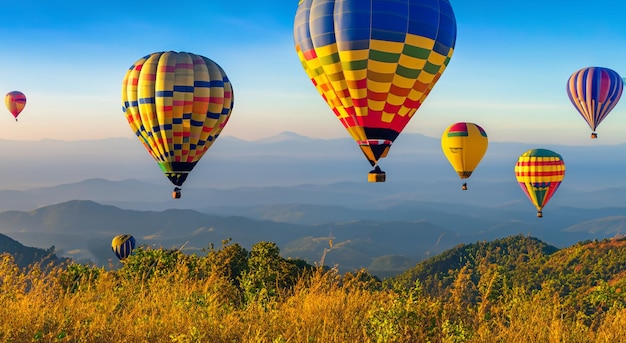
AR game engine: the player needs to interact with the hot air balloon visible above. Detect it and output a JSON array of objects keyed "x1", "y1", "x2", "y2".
[
  {"x1": 514, "y1": 149, "x2": 565, "y2": 218},
  {"x1": 5, "y1": 91, "x2": 26, "y2": 121},
  {"x1": 566, "y1": 67, "x2": 624, "y2": 139},
  {"x1": 112, "y1": 234, "x2": 136, "y2": 260},
  {"x1": 441, "y1": 122, "x2": 488, "y2": 190},
  {"x1": 121, "y1": 51, "x2": 234, "y2": 199},
  {"x1": 294, "y1": 0, "x2": 457, "y2": 182}
]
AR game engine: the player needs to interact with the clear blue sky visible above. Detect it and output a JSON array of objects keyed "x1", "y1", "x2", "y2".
[{"x1": 1, "y1": 0, "x2": 625, "y2": 145}]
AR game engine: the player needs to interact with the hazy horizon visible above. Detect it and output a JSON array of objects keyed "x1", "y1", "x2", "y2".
[{"x1": 0, "y1": 132, "x2": 624, "y2": 190}]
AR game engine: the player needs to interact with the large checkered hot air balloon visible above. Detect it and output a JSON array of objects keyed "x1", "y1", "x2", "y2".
[
  {"x1": 294, "y1": 0, "x2": 457, "y2": 182},
  {"x1": 514, "y1": 149, "x2": 565, "y2": 218},
  {"x1": 121, "y1": 51, "x2": 234, "y2": 199},
  {"x1": 5, "y1": 91, "x2": 26, "y2": 121},
  {"x1": 566, "y1": 67, "x2": 623, "y2": 139}
]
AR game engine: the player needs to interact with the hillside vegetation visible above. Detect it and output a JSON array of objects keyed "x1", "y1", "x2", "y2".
[
  {"x1": 0, "y1": 233, "x2": 66, "y2": 269},
  {"x1": 1, "y1": 235, "x2": 626, "y2": 342}
]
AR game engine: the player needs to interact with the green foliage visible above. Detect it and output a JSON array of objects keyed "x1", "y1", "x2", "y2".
[
  {"x1": 342, "y1": 268, "x2": 382, "y2": 292},
  {"x1": 118, "y1": 247, "x2": 191, "y2": 280},
  {"x1": 58, "y1": 263, "x2": 102, "y2": 293},
  {"x1": 203, "y1": 239, "x2": 249, "y2": 286},
  {"x1": 241, "y1": 241, "x2": 313, "y2": 304},
  {"x1": 391, "y1": 235, "x2": 557, "y2": 293},
  {"x1": 365, "y1": 280, "x2": 440, "y2": 343}
]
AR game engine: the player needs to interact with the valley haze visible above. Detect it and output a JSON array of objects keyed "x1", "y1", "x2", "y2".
[{"x1": 1, "y1": 133, "x2": 625, "y2": 276}]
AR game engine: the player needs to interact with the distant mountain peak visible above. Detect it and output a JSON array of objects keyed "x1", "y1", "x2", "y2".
[{"x1": 255, "y1": 132, "x2": 313, "y2": 143}]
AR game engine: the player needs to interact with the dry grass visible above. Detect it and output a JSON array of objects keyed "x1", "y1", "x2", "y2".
[{"x1": 1, "y1": 254, "x2": 625, "y2": 343}]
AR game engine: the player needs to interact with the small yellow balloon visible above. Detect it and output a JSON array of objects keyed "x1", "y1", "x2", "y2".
[{"x1": 441, "y1": 122, "x2": 488, "y2": 190}]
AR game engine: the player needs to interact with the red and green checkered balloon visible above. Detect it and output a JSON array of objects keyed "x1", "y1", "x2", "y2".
[{"x1": 294, "y1": 0, "x2": 457, "y2": 181}]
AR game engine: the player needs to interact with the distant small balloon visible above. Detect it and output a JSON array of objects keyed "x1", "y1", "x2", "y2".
[
  {"x1": 5, "y1": 91, "x2": 26, "y2": 121},
  {"x1": 111, "y1": 234, "x2": 136, "y2": 260}
]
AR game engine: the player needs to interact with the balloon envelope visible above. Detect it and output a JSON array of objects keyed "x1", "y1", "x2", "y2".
[
  {"x1": 514, "y1": 149, "x2": 565, "y2": 217},
  {"x1": 294, "y1": 0, "x2": 457, "y2": 181},
  {"x1": 111, "y1": 234, "x2": 136, "y2": 260},
  {"x1": 5, "y1": 91, "x2": 26, "y2": 121},
  {"x1": 121, "y1": 51, "x2": 234, "y2": 197},
  {"x1": 566, "y1": 66, "x2": 623, "y2": 138},
  {"x1": 441, "y1": 122, "x2": 488, "y2": 188}
]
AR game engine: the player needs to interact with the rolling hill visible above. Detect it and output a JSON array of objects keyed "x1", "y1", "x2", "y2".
[
  {"x1": 1, "y1": 198, "x2": 625, "y2": 277},
  {"x1": 2, "y1": 133, "x2": 626, "y2": 276}
]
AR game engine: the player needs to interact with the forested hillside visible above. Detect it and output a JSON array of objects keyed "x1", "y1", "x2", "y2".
[
  {"x1": 390, "y1": 235, "x2": 626, "y2": 326},
  {"x1": 0, "y1": 233, "x2": 66, "y2": 269}
]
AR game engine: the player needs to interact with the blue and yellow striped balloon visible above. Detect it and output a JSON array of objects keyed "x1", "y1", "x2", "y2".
[
  {"x1": 111, "y1": 234, "x2": 136, "y2": 260},
  {"x1": 294, "y1": 0, "x2": 457, "y2": 182},
  {"x1": 121, "y1": 51, "x2": 234, "y2": 198}
]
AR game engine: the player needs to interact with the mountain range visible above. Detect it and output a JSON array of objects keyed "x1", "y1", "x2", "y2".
[{"x1": 1, "y1": 133, "x2": 626, "y2": 277}]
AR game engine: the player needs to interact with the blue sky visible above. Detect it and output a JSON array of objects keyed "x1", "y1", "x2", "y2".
[{"x1": 1, "y1": 0, "x2": 625, "y2": 145}]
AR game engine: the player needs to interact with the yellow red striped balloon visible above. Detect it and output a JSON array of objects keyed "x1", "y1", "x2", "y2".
[
  {"x1": 121, "y1": 51, "x2": 234, "y2": 198},
  {"x1": 514, "y1": 149, "x2": 565, "y2": 218}
]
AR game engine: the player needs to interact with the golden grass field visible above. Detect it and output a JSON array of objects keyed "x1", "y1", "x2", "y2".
[{"x1": 1, "y1": 247, "x2": 625, "y2": 343}]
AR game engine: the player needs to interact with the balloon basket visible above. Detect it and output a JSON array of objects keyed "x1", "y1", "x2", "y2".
[
  {"x1": 591, "y1": 132, "x2": 598, "y2": 139},
  {"x1": 537, "y1": 211, "x2": 543, "y2": 218},
  {"x1": 368, "y1": 171, "x2": 386, "y2": 183},
  {"x1": 172, "y1": 187, "x2": 181, "y2": 199}
]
